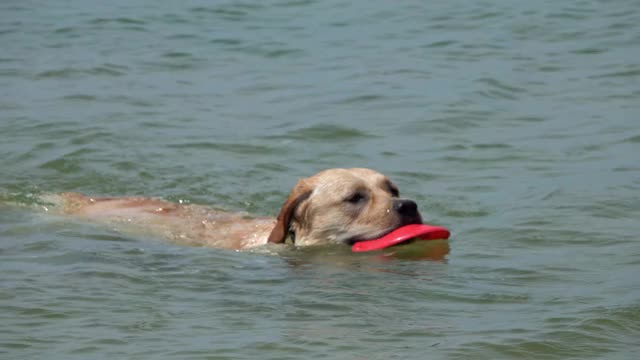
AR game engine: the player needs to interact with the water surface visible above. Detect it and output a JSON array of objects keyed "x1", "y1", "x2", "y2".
[{"x1": 1, "y1": 0, "x2": 639, "y2": 359}]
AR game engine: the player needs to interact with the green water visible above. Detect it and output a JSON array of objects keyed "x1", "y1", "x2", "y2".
[{"x1": 1, "y1": 0, "x2": 639, "y2": 359}]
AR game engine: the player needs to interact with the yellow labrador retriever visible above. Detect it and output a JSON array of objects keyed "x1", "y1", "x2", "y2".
[{"x1": 46, "y1": 168, "x2": 423, "y2": 250}]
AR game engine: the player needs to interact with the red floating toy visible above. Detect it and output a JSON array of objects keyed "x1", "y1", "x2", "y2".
[{"x1": 351, "y1": 224, "x2": 450, "y2": 252}]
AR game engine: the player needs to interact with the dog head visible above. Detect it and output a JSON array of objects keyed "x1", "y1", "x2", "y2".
[{"x1": 268, "y1": 168, "x2": 423, "y2": 246}]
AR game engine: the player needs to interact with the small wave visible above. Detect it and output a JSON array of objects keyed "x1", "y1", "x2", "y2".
[
  {"x1": 35, "y1": 65, "x2": 126, "y2": 79},
  {"x1": 167, "y1": 142, "x2": 283, "y2": 155},
  {"x1": 61, "y1": 94, "x2": 97, "y2": 101},
  {"x1": 267, "y1": 124, "x2": 376, "y2": 142},
  {"x1": 423, "y1": 40, "x2": 458, "y2": 48},
  {"x1": 475, "y1": 78, "x2": 528, "y2": 100},
  {"x1": 590, "y1": 67, "x2": 640, "y2": 79},
  {"x1": 209, "y1": 38, "x2": 243, "y2": 46},
  {"x1": 336, "y1": 94, "x2": 385, "y2": 105},
  {"x1": 88, "y1": 17, "x2": 146, "y2": 25},
  {"x1": 623, "y1": 134, "x2": 640, "y2": 143}
]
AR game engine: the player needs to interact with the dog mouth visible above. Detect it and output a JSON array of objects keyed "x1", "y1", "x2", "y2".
[
  {"x1": 344, "y1": 218, "x2": 423, "y2": 246},
  {"x1": 345, "y1": 235, "x2": 382, "y2": 246}
]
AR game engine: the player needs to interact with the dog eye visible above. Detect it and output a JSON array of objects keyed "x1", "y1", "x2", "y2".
[{"x1": 345, "y1": 192, "x2": 366, "y2": 204}]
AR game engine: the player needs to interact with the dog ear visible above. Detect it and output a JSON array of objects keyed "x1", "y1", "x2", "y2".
[{"x1": 267, "y1": 180, "x2": 312, "y2": 244}]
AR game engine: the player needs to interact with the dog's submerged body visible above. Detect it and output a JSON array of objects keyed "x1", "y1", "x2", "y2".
[
  {"x1": 48, "y1": 168, "x2": 424, "y2": 250},
  {"x1": 51, "y1": 192, "x2": 275, "y2": 249}
]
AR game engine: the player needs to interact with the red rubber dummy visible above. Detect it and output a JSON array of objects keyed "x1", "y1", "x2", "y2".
[{"x1": 351, "y1": 224, "x2": 450, "y2": 252}]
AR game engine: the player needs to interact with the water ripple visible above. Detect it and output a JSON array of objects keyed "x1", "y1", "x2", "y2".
[
  {"x1": 35, "y1": 65, "x2": 126, "y2": 79},
  {"x1": 267, "y1": 124, "x2": 376, "y2": 142},
  {"x1": 2, "y1": 0, "x2": 639, "y2": 358}
]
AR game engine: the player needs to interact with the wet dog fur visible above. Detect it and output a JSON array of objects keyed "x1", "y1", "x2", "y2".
[{"x1": 48, "y1": 168, "x2": 423, "y2": 250}]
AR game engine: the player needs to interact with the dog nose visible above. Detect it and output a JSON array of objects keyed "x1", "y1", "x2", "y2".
[{"x1": 394, "y1": 199, "x2": 418, "y2": 217}]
